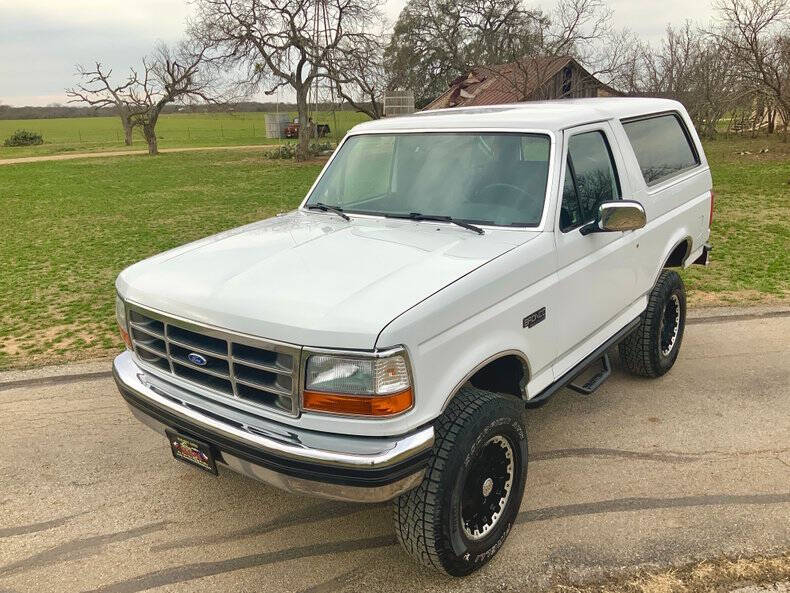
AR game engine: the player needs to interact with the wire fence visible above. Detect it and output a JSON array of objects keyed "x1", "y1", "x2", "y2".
[{"x1": 0, "y1": 112, "x2": 367, "y2": 148}]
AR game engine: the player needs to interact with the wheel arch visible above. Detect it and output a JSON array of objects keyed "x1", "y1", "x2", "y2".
[
  {"x1": 440, "y1": 350, "x2": 531, "y2": 413},
  {"x1": 652, "y1": 234, "x2": 693, "y2": 286}
]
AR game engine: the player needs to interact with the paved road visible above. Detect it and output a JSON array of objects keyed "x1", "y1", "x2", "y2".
[
  {"x1": 1, "y1": 314, "x2": 788, "y2": 593},
  {"x1": 0, "y1": 144, "x2": 275, "y2": 166}
]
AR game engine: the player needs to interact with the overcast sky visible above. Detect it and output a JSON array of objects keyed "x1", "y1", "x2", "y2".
[{"x1": 0, "y1": 0, "x2": 717, "y2": 107}]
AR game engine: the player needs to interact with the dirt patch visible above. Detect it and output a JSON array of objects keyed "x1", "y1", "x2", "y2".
[
  {"x1": 687, "y1": 289, "x2": 789, "y2": 308},
  {"x1": 547, "y1": 552, "x2": 790, "y2": 593}
]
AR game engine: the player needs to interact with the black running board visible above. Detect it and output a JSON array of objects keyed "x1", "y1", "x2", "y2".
[
  {"x1": 526, "y1": 316, "x2": 640, "y2": 406},
  {"x1": 567, "y1": 352, "x2": 611, "y2": 395}
]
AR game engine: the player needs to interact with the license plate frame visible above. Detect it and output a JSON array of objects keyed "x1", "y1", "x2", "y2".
[{"x1": 166, "y1": 430, "x2": 218, "y2": 475}]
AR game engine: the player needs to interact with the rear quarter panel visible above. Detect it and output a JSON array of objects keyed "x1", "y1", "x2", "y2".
[{"x1": 609, "y1": 109, "x2": 712, "y2": 296}]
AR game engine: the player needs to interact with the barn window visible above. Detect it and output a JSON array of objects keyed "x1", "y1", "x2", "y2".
[{"x1": 562, "y1": 66, "x2": 573, "y2": 96}]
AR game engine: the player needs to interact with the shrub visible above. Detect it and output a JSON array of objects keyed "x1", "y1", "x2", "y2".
[
  {"x1": 263, "y1": 141, "x2": 336, "y2": 160},
  {"x1": 3, "y1": 130, "x2": 44, "y2": 147}
]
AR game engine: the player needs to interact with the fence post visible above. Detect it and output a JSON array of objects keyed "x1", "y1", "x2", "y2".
[{"x1": 78, "y1": 130, "x2": 82, "y2": 142}]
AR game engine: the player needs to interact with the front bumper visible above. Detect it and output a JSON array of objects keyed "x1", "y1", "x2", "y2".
[{"x1": 112, "y1": 351, "x2": 434, "y2": 502}]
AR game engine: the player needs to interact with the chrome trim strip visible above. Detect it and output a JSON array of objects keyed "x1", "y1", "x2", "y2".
[{"x1": 114, "y1": 351, "x2": 434, "y2": 470}]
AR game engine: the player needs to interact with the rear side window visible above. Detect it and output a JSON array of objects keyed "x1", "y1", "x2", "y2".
[{"x1": 622, "y1": 113, "x2": 700, "y2": 186}]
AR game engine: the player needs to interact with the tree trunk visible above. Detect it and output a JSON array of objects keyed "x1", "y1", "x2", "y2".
[
  {"x1": 295, "y1": 88, "x2": 311, "y2": 161},
  {"x1": 123, "y1": 119, "x2": 134, "y2": 146},
  {"x1": 143, "y1": 125, "x2": 158, "y2": 155}
]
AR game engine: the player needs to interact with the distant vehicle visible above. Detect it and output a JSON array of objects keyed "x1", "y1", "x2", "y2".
[
  {"x1": 284, "y1": 117, "x2": 330, "y2": 139},
  {"x1": 113, "y1": 98, "x2": 712, "y2": 576}
]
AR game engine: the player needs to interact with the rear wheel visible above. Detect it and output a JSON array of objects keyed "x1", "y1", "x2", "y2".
[
  {"x1": 619, "y1": 270, "x2": 686, "y2": 378},
  {"x1": 393, "y1": 386, "x2": 527, "y2": 576}
]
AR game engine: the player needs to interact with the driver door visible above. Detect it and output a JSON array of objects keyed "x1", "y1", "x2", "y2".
[{"x1": 552, "y1": 122, "x2": 641, "y2": 376}]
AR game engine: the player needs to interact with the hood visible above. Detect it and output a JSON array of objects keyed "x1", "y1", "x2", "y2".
[{"x1": 117, "y1": 210, "x2": 538, "y2": 349}]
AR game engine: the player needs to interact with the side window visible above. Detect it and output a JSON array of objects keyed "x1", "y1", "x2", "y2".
[
  {"x1": 560, "y1": 157, "x2": 582, "y2": 231},
  {"x1": 622, "y1": 113, "x2": 700, "y2": 186},
  {"x1": 561, "y1": 131, "x2": 621, "y2": 232}
]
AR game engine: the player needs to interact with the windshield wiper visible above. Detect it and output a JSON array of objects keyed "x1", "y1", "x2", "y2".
[
  {"x1": 307, "y1": 202, "x2": 350, "y2": 221},
  {"x1": 386, "y1": 212, "x2": 484, "y2": 235}
]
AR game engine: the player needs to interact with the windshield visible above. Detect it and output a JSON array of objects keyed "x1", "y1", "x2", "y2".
[{"x1": 305, "y1": 132, "x2": 552, "y2": 227}]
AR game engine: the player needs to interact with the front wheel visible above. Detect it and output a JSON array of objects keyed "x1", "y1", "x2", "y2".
[
  {"x1": 619, "y1": 269, "x2": 686, "y2": 378},
  {"x1": 393, "y1": 386, "x2": 527, "y2": 576}
]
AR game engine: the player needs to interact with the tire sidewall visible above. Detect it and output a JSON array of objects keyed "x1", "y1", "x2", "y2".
[
  {"x1": 652, "y1": 273, "x2": 686, "y2": 373},
  {"x1": 438, "y1": 400, "x2": 527, "y2": 575}
]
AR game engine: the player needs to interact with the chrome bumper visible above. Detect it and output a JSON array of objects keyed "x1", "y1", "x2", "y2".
[{"x1": 113, "y1": 351, "x2": 434, "y2": 502}]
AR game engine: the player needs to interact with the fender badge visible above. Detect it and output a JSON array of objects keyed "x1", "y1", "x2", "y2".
[{"x1": 523, "y1": 307, "x2": 546, "y2": 329}]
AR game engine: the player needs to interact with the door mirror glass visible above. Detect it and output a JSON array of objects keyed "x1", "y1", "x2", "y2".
[{"x1": 598, "y1": 200, "x2": 646, "y2": 232}]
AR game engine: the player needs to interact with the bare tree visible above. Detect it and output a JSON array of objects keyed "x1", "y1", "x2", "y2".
[
  {"x1": 627, "y1": 22, "x2": 748, "y2": 137},
  {"x1": 66, "y1": 64, "x2": 137, "y2": 145},
  {"x1": 69, "y1": 42, "x2": 216, "y2": 155},
  {"x1": 191, "y1": 0, "x2": 384, "y2": 160},
  {"x1": 713, "y1": 0, "x2": 790, "y2": 137},
  {"x1": 131, "y1": 43, "x2": 217, "y2": 154},
  {"x1": 327, "y1": 35, "x2": 387, "y2": 119}
]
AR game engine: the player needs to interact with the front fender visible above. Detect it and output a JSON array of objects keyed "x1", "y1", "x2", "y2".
[{"x1": 377, "y1": 234, "x2": 560, "y2": 428}]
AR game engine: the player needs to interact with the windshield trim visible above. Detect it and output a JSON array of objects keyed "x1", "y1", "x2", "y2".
[{"x1": 299, "y1": 127, "x2": 557, "y2": 232}]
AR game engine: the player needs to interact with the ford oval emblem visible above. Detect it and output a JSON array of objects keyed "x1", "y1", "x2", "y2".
[{"x1": 188, "y1": 352, "x2": 208, "y2": 366}]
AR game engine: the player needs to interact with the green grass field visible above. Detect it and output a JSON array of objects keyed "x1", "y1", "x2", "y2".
[
  {"x1": 681, "y1": 135, "x2": 789, "y2": 305},
  {"x1": 0, "y1": 111, "x2": 369, "y2": 158},
  {"x1": 0, "y1": 134, "x2": 787, "y2": 369}
]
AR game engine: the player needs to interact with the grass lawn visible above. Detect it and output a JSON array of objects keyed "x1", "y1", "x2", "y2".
[
  {"x1": 681, "y1": 134, "x2": 790, "y2": 306},
  {"x1": 0, "y1": 134, "x2": 787, "y2": 369},
  {"x1": 0, "y1": 111, "x2": 369, "y2": 159},
  {"x1": 0, "y1": 150, "x2": 323, "y2": 369}
]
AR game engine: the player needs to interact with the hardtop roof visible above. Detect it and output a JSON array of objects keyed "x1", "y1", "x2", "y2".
[{"x1": 350, "y1": 97, "x2": 685, "y2": 134}]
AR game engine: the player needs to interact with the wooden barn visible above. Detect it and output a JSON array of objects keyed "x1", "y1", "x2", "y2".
[{"x1": 424, "y1": 56, "x2": 621, "y2": 110}]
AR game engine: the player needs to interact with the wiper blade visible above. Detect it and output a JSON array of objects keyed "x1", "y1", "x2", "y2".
[
  {"x1": 386, "y1": 212, "x2": 485, "y2": 235},
  {"x1": 307, "y1": 202, "x2": 350, "y2": 221}
]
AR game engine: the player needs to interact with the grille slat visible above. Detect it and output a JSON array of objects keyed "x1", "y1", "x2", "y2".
[
  {"x1": 230, "y1": 356, "x2": 290, "y2": 375},
  {"x1": 128, "y1": 306, "x2": 299, "y2": 417}
]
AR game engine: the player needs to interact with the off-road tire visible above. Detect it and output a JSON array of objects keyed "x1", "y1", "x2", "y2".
[
  {"x1": 619, "y1": 269, "x2": 686, "y2": 378},
  {"x1": 393, "y1": 386, "x2": 527, "y2": 576}
]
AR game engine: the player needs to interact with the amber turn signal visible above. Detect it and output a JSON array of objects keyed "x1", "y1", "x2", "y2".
[
  {"x1": 119, "y1": 326, "x2": 133, "y2": 349},
  {"x1": 303, "y1": 388, "x2": 413, "y2": 416}
]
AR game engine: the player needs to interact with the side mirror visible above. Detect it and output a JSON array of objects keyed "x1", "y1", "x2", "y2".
[{"x1": 580, "y1": 200, "x2": 646, "y2": 235}]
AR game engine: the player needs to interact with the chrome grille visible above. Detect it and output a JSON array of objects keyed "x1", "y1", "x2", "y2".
[{"x1": 127, "y1": 305, "x2": 299, "y2": 417}]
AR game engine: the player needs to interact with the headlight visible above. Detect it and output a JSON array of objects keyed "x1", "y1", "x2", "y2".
[
  {"x1": 303, "y1": 351, "x2": 413, "y2": 416},
  {"x1": 115, "y1": 294, "x2": 132, "y2": 349}
]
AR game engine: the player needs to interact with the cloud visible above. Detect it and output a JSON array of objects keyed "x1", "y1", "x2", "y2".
[{"x1": 0, "y1": 0, "x2": 188, "y2": 106}]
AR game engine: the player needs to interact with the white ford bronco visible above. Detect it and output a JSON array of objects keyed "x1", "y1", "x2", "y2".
[{"x1": 113, "y1": 98, "x2": 713, "y2": 575}]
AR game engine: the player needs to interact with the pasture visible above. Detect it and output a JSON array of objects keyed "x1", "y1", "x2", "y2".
[
  {"x1": 0, "y1": 134, "x2": 787, "y2": 369},
  {"x1": 0, "y1": 110, "x2": 369, "y2": 158}
]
